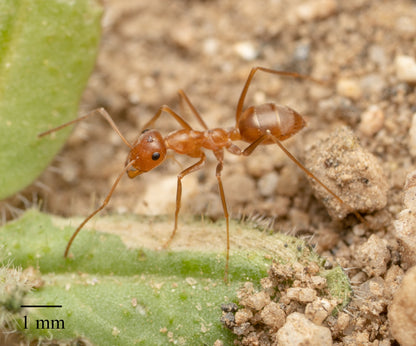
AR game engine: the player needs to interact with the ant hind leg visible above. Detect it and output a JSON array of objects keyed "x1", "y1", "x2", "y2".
[{"x1": 241, "y1": 131, "x2": 367, "y2": 225}]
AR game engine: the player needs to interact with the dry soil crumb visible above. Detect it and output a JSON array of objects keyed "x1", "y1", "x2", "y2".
[
  {"x1": 276, "y1": 312, "x2": 332, "y2": 346},
  {"x1": 303, "y1": 126, "x2": 389, "y2": 220},
  {"x1": 222, "y1": 261, "x2": 343, "y2": 345},
  {"x1": 355, "y1": 234, "x2": 391, "y2": 277},
  {"x1": 393, "y1": 170, "x2": 416, "y2": 269},
  {"x1": 388, "y1": 265, "x2": 416, "y2": 346}
]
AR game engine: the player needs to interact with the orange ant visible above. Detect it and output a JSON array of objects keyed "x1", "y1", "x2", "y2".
[{"x1": 39, "y1": 67, "x2": 366, "y2": 282}]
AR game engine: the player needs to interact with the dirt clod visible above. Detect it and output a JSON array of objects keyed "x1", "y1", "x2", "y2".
[
  {"x1": 393, "y1": 170, "x2": 416, "y2": 269},
  {"x1": 388, "y1": 265, "x2": 416, "y2": 346},
  {"x1": 275, "y1": 312, "x2": 332, "y2": 346},
  {"x1": 304, "y1": 126, "x2": 389, "y2": 219},
  {"x1": 355, "y1": 234, "x2": 391, "y2": 277}
]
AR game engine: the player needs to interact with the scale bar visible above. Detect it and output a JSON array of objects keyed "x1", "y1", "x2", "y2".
[{"x1": 21, "y1": 305, "x2": 62, "y2": 308}]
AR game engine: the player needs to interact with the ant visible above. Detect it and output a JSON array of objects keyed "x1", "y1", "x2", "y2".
[{"x1": 39, "y1": 67, "x2": 366, "y2": 282}]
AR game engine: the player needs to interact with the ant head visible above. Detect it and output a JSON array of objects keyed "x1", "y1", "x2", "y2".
[{"x1": 125, "y1": 129, "x2": 167, "y2": 178}]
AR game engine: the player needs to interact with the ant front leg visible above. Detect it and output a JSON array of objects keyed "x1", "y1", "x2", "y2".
[
  {"x1": 64, "y1": 160, "x2": 136, "y2": 258},
  {"x1": 141, "y1": 105, "x2": 193, "y2": 131},
  {"x1": 38, "y1": 108, "x2": 133, "y2": 149},
  {"x1": 162, "y1": 153, "x2": 206, "y2": 249}
]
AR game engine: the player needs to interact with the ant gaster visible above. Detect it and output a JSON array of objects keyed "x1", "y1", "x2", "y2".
[{"x1": 39, "y1": 67, "x2": 366, "y2": 282}]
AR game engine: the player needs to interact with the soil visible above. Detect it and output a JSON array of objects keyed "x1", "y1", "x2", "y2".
[{"x1": 4, "y1": 0, "x2": 416, "y2": 344}]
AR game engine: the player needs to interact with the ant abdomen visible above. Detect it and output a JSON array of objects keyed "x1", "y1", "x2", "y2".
[{"x1": 238, "y1": 103, "x2": 306, "y2": 143}]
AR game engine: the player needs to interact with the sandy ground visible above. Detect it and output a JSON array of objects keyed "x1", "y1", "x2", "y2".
[{"x1": 4, "y1": 0, "x2": 416, "y2": 344}]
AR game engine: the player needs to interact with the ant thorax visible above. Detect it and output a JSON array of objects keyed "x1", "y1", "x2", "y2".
[{"x1": 165, "y1": 128, "x2": 230, "y2": 157}]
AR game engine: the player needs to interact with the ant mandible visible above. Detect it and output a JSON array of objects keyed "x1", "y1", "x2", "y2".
[{"x1": 39, "y1": 67, "x2": 366, "y2": 282}]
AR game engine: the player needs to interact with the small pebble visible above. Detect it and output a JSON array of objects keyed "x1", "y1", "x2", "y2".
[
  {"x1": 233, "y1": 41, "x2": 258, "y2": 61},
  {"x1": 112, "y1": 326, "x2": 120, "y2": 336},
  {"x1": 396, "y1": 16, "x2": 416, "y2": 36},
  {"x1": 257, "y1": 171, "x2": 279, "y2": 197},
  {"x1": 408, "y1": 113, "x2": 416, "y2": 157},
  {"x1": 336, "y1": 78, "x2": 362, "y2": 100},
  {"x1": 276, "y1": 166, "x2": 300, "y2": 197},
  {"x1": 384, "y1": 265, "x2": 405, "y2": 300},
  {"x1": 310, "y1": 276, "x2": 327, "y2": 289},
  {"x1": 395, "y1": 55, "x2": 416, "y2": 83},
  {"x1": 244, "y1": 149, "x2": 276, "y2": 178},
  {"x1": 305, "y1": 298, "x2": 337, "y2": 325},
  {"x1": 234, "y1": 308, "x2": 253, "y2": 324},
  {"x1": 393, "y1": 170, "x2": 416, "y2": 269},
  {"x1": 293, "y1": 0, "x2": 337, "y2": 22},
  {"x1": 223, "y1": 173, "x2": 257, "y2": 204},
  {"x1": 260, "y1": 302, "x2": 286, "y2": 330},
  {"x1": 360, "y1": 74, "x2": 386, "y2": 98},
  {"x1": 203, "y1": 38, "x2": 218, "y2": 56},
  {"x1": 241, "y1": 291, "x2": 270, "y2": 311},
  {"x1": 275, "y1": 312, "x2": 332, "y2": 346},
  {"x1": 170, "y1": 25, "x2": 193, "y2": 49},
  {"x1": 335, "y1": 312, "x2": 351, "y2": 333},
  {"x1": 368, "y1": 45, "x2": 387, "y2": 67},
  {"x1": 286, "y1": 287, "x2": 317, "y2": 303},
  {"x1": 388, "y1": 266, "x2": 416, "y2": 346},
  {"x1": 355, "y1": 234, "x2": 391, "y2": 277},
  {"x1": 134, "y1": 174, "x2": 198, "y2": 215}
]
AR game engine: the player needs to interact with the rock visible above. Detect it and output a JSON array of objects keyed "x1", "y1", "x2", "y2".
[
  {"x1": 233, "y1": 41, "x2": 258, "y2": 61},
  {"x1": 134, "y1": 174, "x2": 198, "y2": 215},
  {"x1": 257, "y1": 171, "x2": 279, "y2": 197},
  {"x1": 408, "y1": 113, "x2": 416, "y2": 157},
  {"x1": 223, "y1": 172, "x2": 257, "y2": 205},
  {"x1": 393, "y1": 170, "x2": 416, "y2": 269},
  {"x1": 241, "y1": 291, "x2": 270, "y2": 311},
  {"x1": 276, "y1": 165, "x2": 300, "y2": 197},
  {"x1": 260, "y1": 302, "x2": 286, "y2": 331},
  {"x1": 275, "y1": 312, "x2": 332, "y2": 346},
  {"x1": 293, "y1": 0, "x2": 337, "y2": 22},
  {"x1": 336, "y1": 78, "x2": 362, "y2": 100},
  {"x1": 358, "y1": 105, "x2": 384, "y2": 137},
  {"x1": 388, "y1": 266, "x2": 416, "y2": 346},
  {"x1": 234, "y1": 308, "x2": 253, "y2": 324},
  {"x1": 395, "y1": 55, "x2": 416, "y2": 83},
  {"x1": 305, "y1": 298, "x2": 338, "y2": 325},
  {"x1": 303, "y1": 126, "x2": 389, "y2": 219},
  {"x1": 355, "y1": 234, "x2": 390, "y2": 277},
  {"x1": 384, "y1": 265, "x2": 405, "y2": 300},
  {"x1": 286, "y1": 287, "x2": 317, "y2": 303}
]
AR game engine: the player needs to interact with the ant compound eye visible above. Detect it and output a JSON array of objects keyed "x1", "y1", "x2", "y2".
[{"x1": 152, "y1": 152, "x2": 160, "y2": 161}]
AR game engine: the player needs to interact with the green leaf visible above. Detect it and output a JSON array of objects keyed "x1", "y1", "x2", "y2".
[
  {"x1": 0, "y1": 210, "x2": 352, "y2": 344},
  {"x1": 0, "y1": 0, "x2": 102, "y2": 199}
]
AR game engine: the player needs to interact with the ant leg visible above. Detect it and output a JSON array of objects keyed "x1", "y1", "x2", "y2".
[
  {"x1": 178, "y1": 89, "x2": 209, "y2": 130},
  {"x1": 235, "y1": 67, "x2": 328, "y2": 124},
  {"x1": 213, "y1": 150, "x2": 230, "y2": 283},
  {"x1": 38, "y1": 108, "x2": 133, "y2": 149},
  {"x1": 64, "y1": 160, "x2": 136, "y2": 258},
  {"x1": 242, "y1": 131, "x2": 367, "y2": 225},
  {"x1": 141, "y1": 105, "x2": 193, "y2": 131},
  {"x1": 162, "y1": 153, "x2": 206, "y2": 249}
]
